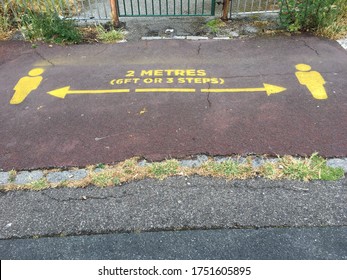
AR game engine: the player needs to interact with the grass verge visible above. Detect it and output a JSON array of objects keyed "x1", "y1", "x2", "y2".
[{"x1": 0, "y1": 154, "x2": 344, "y2": 191}]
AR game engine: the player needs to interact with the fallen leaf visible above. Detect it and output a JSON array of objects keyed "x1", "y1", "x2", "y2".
[{"x1": 139, "y1": 108, "x2": 147, "y2": 115}]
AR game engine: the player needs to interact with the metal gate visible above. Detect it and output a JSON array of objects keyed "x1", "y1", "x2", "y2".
[{"x1": 118, "y1": 0, "x2": 216, "y2": 17}]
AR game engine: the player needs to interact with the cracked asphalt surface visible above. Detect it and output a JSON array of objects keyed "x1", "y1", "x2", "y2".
[
  {"x1": 0, "y1": 35, "x2": 346, "y2": 170},
  {"x1": 1, "y1": 177, "x2": 346, "y2": 239},
  {"x1": 0, "y1": 176, "x2": 346, "y2": 259}
]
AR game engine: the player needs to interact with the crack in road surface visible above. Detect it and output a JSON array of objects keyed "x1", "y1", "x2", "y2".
[
  {"x1": 34, "y1": 50, "x2": 55, "y2": 66},
  {"x1": 41, "y1": 191, "x2": 134, "y2": 203}
]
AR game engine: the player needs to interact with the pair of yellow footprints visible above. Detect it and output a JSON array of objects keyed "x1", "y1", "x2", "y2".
[{"x1": 9, "y1": 64, "x2": 328, "y2": 105}]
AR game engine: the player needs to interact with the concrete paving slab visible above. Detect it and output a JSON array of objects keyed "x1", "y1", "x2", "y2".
[{"x1": 0, "y1": 35, "x2": 346, "y2": 170}]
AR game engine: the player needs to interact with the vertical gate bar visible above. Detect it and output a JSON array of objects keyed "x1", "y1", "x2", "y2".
[
  {"x1": 180, "y1": 0, "x2": 182, "y2": 15},
  {"x1": 109, "y1": 0, "x2": 120, "y2": 26},
  {"x1": 243, "y1": 0, "x2": 247, "y2": 13},
  {"x1": 145, "y1": 0, "x2": 148, "y2": 15},
  {"x1": 258, "y1": 0, "x2": 261, "y2": 12},
  {"x1": 152, "y1": 0, "x2": 154, "y2": 15},
  {"x1": 137, "y1": 0, "x2": 141, "y2": 14},
  {"x1": 236, "y1": 0, "x2": 240, "y2": 14},
  {"x1": 57, "y1": 0, "x2": 64, "y2": 14},
  {"x1": 174, "y1": 0, "x2": 176, "y2": 15},
  {"x1": 45, "y1": 0, "x2": 51, "y2": 13},
  {"x1": 202, "y1": 0, "x2": 205, "y2": 14},
  {"x1": 72, "y1": 0, "x2": 80, "y2": 18},
  {"x1": 79, "y1": 0, "x2": 87, "y2": 19},
  {"x1": 194, "y1": 0, "x2": 197, "y2": 14},
  {"x1": 94, "y1": 0, "x2": 101, "y2": 19},
  {"x1": 211, "y1": 0, "x2": 215, "y2": 15},
  {"x1": 130, "y1": 0, "x2": 134, "y2": 15},
  {"x1": 159, "y1": 0, "x2": 162, "y2": 15},
  {"x1": 265, "y1": 0, "x2": 269, "y2": 11},
  {"x1": 222, "y1": 0, "x2": 230, "y2": 20},
  {"x1": 48, "y1": 0, "x2": 57, "y2": 14},
  {"x1": 87, "y1": 0, "x2": 94, "y2": 19},
  {"x1": 250, "y1": 0, "x2": 254, "y2": 12},
  {"x1": 166, "y1": 0, "x2": 168, "y2": 15},
  {"x1": 122, "y1": 0, "x2": 127, "y2": 15},
  {"x1": 188, "y1": 0, "x2": 190, "y2": 15}
]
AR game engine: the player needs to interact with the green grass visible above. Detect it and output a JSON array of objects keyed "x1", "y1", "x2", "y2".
[
  {"x1": 206, "y1": 19, "x2": 226, "y2": 33},
  {"x1": 30, "y1": 178, "x2": 49, "y2": 190},
  {"x1": 201, "y1": 159, "x2": 253, "y2": 179},
  {"x1": 96, "y1": 24, "x2": 125, "y2": 43},
  {"x1": 316, "y1": 0, "x2": 347, "y2": 39},
  {"x1": 91, "y1": 173, "x2": 113, "y2": 187},
  {"x1": 0, "y1": 154, "x2": 345, "y2": 191},
  {"x1": 8, "y1": 170, "x2": 16, "y2": 182},
  {"x1": 95, "y1": 163, "x2": 106, "y2": 169},
  {"x1": 149, "y1": 160, "x2": 180, "y2": 179},
  {"x1": 265, "y1": 153, "x2": 344, "y2": 181},
  {"x1": 0, "y1": 14, "x2": 12, "y2": 39}
]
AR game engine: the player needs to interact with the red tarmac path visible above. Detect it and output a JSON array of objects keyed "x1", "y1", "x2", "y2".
[{"x1": 0, "y1": 35, "x2": 346, "y2": 170}]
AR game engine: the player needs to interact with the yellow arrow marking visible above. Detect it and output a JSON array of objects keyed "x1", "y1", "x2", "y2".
[
  {"x1": 201, "y1": 83, "x2": 287, "y2": 96},
  {"x1": 136, "y1": 88, "x2": 196, "y2": 93},
  {"x1": 47, "y1": 86, "x2": 130, "y2": 99},
  {"x1": 47, "y1": 84, "x2": 285, "y2": 99}
]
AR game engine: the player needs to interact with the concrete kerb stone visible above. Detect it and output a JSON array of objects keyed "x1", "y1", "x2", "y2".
[
  {"x1": 141, "y1": 36, "x2": 209, "y2": 41},
  {"x1": 0, "y1": 172, "x2": 9, "y2": 185},
  {"x1": 1, "y1": 156, "x2": 346, "y2": 186},
  {"x1": 327, "y1": 158, "x2": 347, "y2": 173},
  {"x1": 337, "y1": 36, "x2": 347, "y2": 50},
  {"x1": 14, "y1": 171, "x2": 44, "y2": 185},
  {"x1": 46, "y1": 169, "x2": 88, "y2": 183},
  {"x1": 180, "y1": 155, "x2": 209, "y2": 168}
]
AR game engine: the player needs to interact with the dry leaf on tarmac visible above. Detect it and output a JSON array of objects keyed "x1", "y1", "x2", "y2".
[{"x1": 139, "y1": 108, "x2": 147, "y2": 115}]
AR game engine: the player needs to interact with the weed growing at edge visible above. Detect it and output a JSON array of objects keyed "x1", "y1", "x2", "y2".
[
  {"x1": 0, "y1": 14, "x2": 12, "y2": 40},
  {"x1": 149, "y1": 160, "x2": 180, "y2": 179},
  {"x1": 0, "y1": 154, "x2": 344, "y2": 191},
  {"x1": 96, "y1": 24, "x2": 125, "y2": 43},
  {"x1": 8, "y1": 170, "x2": 17, "y2": 182},
  {"x1": 30, "y1": 178, "x2": 49, "y2": 190},
  {"x1": 206, "y1": 19, "x2": 226, "y2": 33},
  {"x1": 21, "y1": 11, "x2": 82, "y2": 44},
  {"x1": 91, "y1": 173, "x2": 113, "y2": 187},
  {"x1": 278, "y1": 0, "x2": 347, "y2": 39}
]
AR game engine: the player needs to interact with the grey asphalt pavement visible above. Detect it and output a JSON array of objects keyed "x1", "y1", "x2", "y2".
[
  {"x1": 1, "y1": 226, "x2": 346, "y2": 260},
  {"x1": 1, "y1": 177, "x2": 346, "y2": 240}
]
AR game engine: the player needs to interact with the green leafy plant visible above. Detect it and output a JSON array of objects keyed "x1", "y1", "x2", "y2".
[
  {"x1": 206, "y1": 19, "x2": 226, "y2": 33},
  {"x1": 0, "y1": 14, "x2": 11, "y2": 36},
  {"x1": 21, "y1": 11, "x2": 82, "y2": 44},
  {"x1": 96, "y1": 24, "x2": 125, "y2": 43},
  {"x1": 279, "y1": 0, "x2": 347, "y2": 37}
]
